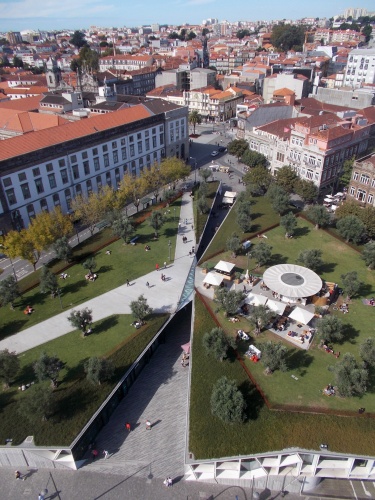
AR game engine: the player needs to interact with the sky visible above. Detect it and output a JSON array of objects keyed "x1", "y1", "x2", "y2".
[{"x1": 0, "y1": 0, "x2": 374, "y2": 32}]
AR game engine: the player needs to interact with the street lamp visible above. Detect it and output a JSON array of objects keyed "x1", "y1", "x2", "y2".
[
  {"x1": 189, "y1": 156, "x2": 197, "y2": 184},
  {"x1": 168, "y1": 240, "x2": 172, "y2": 261}
]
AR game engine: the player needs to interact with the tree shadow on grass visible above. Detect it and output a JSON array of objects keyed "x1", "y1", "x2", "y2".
[
  {"x1": 286, "y1": 349, "x2": 314, "y2": 374},
  {"x1": 97, "y1": 265, "x2": 113, "y2": 274},
  {"x1": 91, "y1": 315, "x2": 119, "y2": 335},
  {"x1": 164, "y1": 227, "x2": 178, "y2": 238},
  {"x1": 21, "y1": 292, "x2": 48, "y2": 308},
  {"x1": 54, "y1": 387, "x2": 94, "y2": 421},
  {"x1": 319, "y1": 262, "x2": 337, "y2": 274},
  {"x1": 268, "y1": 253, "x2": 288, "y2": 266},
  {"x1": 250, "y1": 223, "x2": 261, "y2": 233},
  {"x1": 358, "y1": 283, "x2": 373, "y2": 298},
  {"x1": 62, "y1": 358, "x2": 88, "y2": 384},
  {"x1": 293, "y1": 226, "x2": 310, "y2": 238},
  {"x1": 339, "y1": 323, "x2": 361, "y2": 345},
  {"x1": 251, "y1": 212, "x2": 264, "y2": 221},
  {"x1": 239, "y1": 379, "x2": 264, "y2": 420},
  {"x1": 62, "y1": 279, "x2": 88, "y2": 295},
  {"x1": 0, "y1": 319, "x2": 28, "y2": 341}
]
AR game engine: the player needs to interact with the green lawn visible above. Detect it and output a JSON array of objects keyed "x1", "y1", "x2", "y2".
[
  {"x1": 197, "y1": 218, "x2": 375, "y2": 412},
  {"x1": 0, "y1": 313, "x2": 168, "y2": 446},
  {"x1": 200, "y1": 195, "x2": 278, "y2": 262},
  {"x1": 0, "y1": 201, "x2": 181, "y2": 341},
  {"x1": 189, "y1": 295, "x2": 375, "y2": 459}
]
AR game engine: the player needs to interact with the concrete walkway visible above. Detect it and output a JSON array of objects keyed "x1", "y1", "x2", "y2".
[
  {"x1": 0, "y1": 192, "x2": 196, "y2": 354},
  {"x1": 82, "y1": 307, "x2": 191, "y2": 481}
]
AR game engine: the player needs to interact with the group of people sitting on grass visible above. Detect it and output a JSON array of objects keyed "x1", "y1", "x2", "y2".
[{"x1": 85, "y1": 272, "x2": 98, "y2": 281}]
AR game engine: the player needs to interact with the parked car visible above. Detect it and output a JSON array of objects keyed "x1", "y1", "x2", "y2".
[
  {"x1": 218, "y1": 146, "x2": 227, "y2": 153},
  {"x1": 211, "y1": 150, "x2": 219, "y2": 157}
]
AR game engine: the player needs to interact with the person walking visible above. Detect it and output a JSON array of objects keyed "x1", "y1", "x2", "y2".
[
  {"x1": 146, "y1": 281, "x2": 150, "y2": 288},
  {"x1": 167, "y1": 477, "x2": 173, "y2": 487},
  {"x1": 103, "y1": 450, "x2": 109, "y2": 459},
  {"x1": 163, "y1": 262, "x2": 167, "y2": 269},
  {"x1": 146, "y1": 419, "x2": 151, "y2": 430},
  {"x1": 15, "y1": 470, "x2": 25, "y2": 480},
  {"x1": 126, "y1": 279, "x2": 130, "y2": 286},
  {"x1": 125, "y1": 422, "x2": 131, "y2": 432},
  {"x1": 155, "y1": 263, "x2": 159, "y2": 271}
]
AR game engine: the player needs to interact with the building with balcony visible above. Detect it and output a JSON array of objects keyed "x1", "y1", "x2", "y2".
[
  {"x1": 344, "y1": 48, "x2": 375, "y2": 89},
  {"x1": 348, "y1": 154, "x2": 375, "y2": 206}
]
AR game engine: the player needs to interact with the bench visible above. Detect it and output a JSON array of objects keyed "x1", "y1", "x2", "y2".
[
  {"x1": 95, "y1": 220, "x2": 110, "y2": 231},
  {"x1": 130, "y1": 235, "x2": 139, "y2": 245}
]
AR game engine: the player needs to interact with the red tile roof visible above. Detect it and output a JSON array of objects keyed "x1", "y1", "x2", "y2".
[{"x1": 0, "y1": 105, "x2": 152, "y2": 162}]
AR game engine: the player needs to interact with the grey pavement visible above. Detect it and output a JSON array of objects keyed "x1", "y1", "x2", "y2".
[{"x1": 0, "y1": 192, "x2": 196, "y2": 354}]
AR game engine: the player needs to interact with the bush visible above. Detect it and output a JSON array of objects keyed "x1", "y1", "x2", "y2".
[{"x1": 202, "y1": 327, "x2": 235, "y2": 361}]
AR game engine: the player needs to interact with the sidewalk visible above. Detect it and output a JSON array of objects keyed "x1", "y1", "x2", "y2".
[{"x1": 0, "y1": 193, "x2": 196, "y2": 354}]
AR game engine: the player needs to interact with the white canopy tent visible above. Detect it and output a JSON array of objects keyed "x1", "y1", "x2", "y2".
[
  {"x1": 266, "y1": 299, "x2": 286, "y2": 315},
  {"x1": 288, "y1": 307, "x2": 315, "y2": 325},
  {"x1": 214, "y1": 260, "x2": 235, "y2": 273},
  {"x1": 244, "y1": 293, "x2": 268, "y2": 306},
  {"x1": 203, "y1": 272, "x2": 224, "y2": 287},
  {"x1": 222, "y1": 191, "x2": 237, "y2": 205}
]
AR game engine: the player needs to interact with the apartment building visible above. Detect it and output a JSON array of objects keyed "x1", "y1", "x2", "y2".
[
  {"x1": 238, "y1": 106, "x2": 372, "y2": 191},
  {"x1": 348, "y1": 154, "x2": 375, "y2": 206},
  {"x1": 344, "y1": 48, "x2": 375, "y2": 88},
  {"x1": 99, "y1": 55, "x2": 154, "y2": 72},
  {"x1": 0, "y1": 101, "x2": 188, "y2": 232}
]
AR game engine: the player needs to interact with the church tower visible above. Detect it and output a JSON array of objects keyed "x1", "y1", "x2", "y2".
[{"x1": 46, "y1": 57, "x2": 61, "y2": 90}]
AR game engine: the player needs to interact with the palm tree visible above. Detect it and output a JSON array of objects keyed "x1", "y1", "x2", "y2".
[{"x1": 188, "y1": 110, "x2": 202, "y2": 135}]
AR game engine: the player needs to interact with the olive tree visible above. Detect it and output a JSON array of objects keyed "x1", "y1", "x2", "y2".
[
  {"x1": 211, "y1": 376, "x2": 246, "y2": 423},
  {"x1": 280, "y1": 212, "x2": 297, "y2": 237},
  {"x1": 248, "y1": 304, "x2": 273, "y2": 334},
  {"x1": 306, "y1": 205, "x2": 331, "y2": 229},
  {"x1": 328, "y1": 353, "x2": 368, "y2": 397},
  {"x1": 68, "y1": 308, "x2": 93, "y2": 336},
  {"x1": 130, "y1": 294, "x2": 153, "y2": 324},
  {"x1": 33, "y1": 352, "x2": 64, "y2": 388},
  {"x1": 297, "y1": 249, "x2": 323, "y2": 272},
  {"x1": 316, "y1": 315, "x2": 343, "y2": 343},
  {"x1": 202, "y1": 327, "x2": 236, "y2": 362},
  {"x1": 226, "y1": 232, "x2": 241, "y2": 258},
  {"x1": 84, "y1": 357, "x2": 115, "y2": 385},
  {"x1": 257, "y1": 341, "x2": 288, "y2": 374},
  {"x1": 0, "y1": 276, "x2": 19, "y2": 310},
  {"x1": 214, "y1": 288, "x2": 245, "y2": 316},
  {"x1": 0, "y1": 349, "x2": 20, "y2": 389},
  {"x1": 341, "y1": 271, "x2": 362, "y2": 300},
  {"x1": 360, "y1": 338, "x2": 375, "y2": 368},
  {"x1": 252, "y1": 242, "x2": 272, "y2": 268},
  {"x1": 39, "y1": 265, "x2": 59, "y2": 299}
]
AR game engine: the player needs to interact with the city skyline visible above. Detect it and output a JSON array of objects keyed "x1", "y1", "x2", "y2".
[{"x1": 0, "y1": 0, "x2": 374, "y2": 32}]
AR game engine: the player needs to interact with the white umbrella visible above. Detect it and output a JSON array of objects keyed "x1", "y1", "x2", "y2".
[
  {"x1": 335, "y1": 192, "x2": 343, "y2": 197},
  {"x1": 245, "y1": 293, "x2": 268, "y2": 306},
  {"x1": 288, "y1": 307, "x2": 315, "y2": 325},
  {"x1": 266, "y1": 299, "x2": 286, "y2": 315},
  {"x1": 324, "y1": 197, "x2": 333, "y2": 203}
]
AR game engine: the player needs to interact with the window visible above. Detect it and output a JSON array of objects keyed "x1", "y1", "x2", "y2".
[
  {"x1": 159, "y1": 125, "x2": 163, "y2": 133},
  {"x1": 96, "y1": 176, "x2": 102, "y2": 189},
  {"x1": 112, "y1": 141, "x2": 117, "y2": 149},
  {"x1": 152, "y1": 128, "x2": 156, "y2": 135},
  {"x1": 306, "y1": 169, "x2": 314, "y2": 180},
  {"x1": 65, "y1": 189, "x2": 72, "y2": 210},
  {"x1": 86, "y1": 179, "x2": 93, "y2": 193},
  {"x1": 61, "y1": 169, "x2": 69, "y2": 184},
  {"x1": 137, "y1": 142, "x2": 142, "y2": 154},
  {"x1": 6, "y1": 188, "x2": 17, "y2": 205},
  {"x1": 103, "y1": 154, "x2": 109, "y2": 167},
  {"x1": 353, "y1": 171, "x2": 359, "y2": 181},
  {"x1": 70, "y1": 154, "x2": 77, "y2": 163},
  {"x1": 350, "y1": 186, "x2": 355, "y2": 196},
  {"x1": 48, "y1": 173, "x2": 57, "y2": 189},
  {"x1": 3, "y1": 177, "x2": 12, "y2": 187},
  {"x1": 35, "y1": 178, "x2": 44, "y2": 194},
  {"x1": 71, "y1": 165, "x2": 79, "y2": 180},
  {"x1": 94, "y1": 157, "x2": 100, "y2": 171},
  {"x1": 130, "y1": 144, "x2": 135, "y2": 156},
  {"x1": 58, "y1": 159, "x2": 66, "y2": 168},
  {"x1": 115, "y1": 168, "x2": 120, "y2": 184},
  {"x1": 122, "y1": 147, "x2": 127, "y2": 160},
  {"x1": 170, "y1": 128, "x2": 174, "y2": 142},
  {"x1": 129, "y1": 135, "x2": 134, "y2": 143},
  {"x1": 152, "y1": 136, "x2": 157, "y2": 148},
  {"x1": 123, "y1": 164, "x2": 128, "y2": 174},
  {"x1": 360, "y1": 174, "x2": 370, "y2": 184},
  {"x1": 368, "y1": 194, "x2": 374, "y2": 205},
  {"x1": 145, "y1": 138, "x2": 150, "y2": 151},
  {"x1": 137, "y1": 132, "x2": 142, "y2": 140},
  {"x1": 276, "y1": 152, "x2": 284, "y2": 163},
  {"x1": 27, "y1": 204, "x2": 35, "y2": 219},
  {"x1": 145, "y1": 130, "x2": 149, "y2": 137},
  {"x1": 46, "y1": 163, "x2": 53, "y2": 172},
  {"x1": 160, "y1": 133, "x2": 164, "y2": 145},
  {"x1": 113, "y1": 150, "x2": 118, "y2": 163},
  {"x1": 18, "y1": 172, "x2": 26, "y2": 182},
  {"x1": 92, "y1": 148, "x2": 98, "y2": 155},
  {"x1": 32, "y1": 167, "x2": 40, "y2": 177},
  {"x1": 75, "y1": 184, "x2": 82, "y2": 195},
  {"x1": 102, "y1": 144, "x2": 108, "y2": 152},
  {"x1": 40, "y1": 198, "x2": 48, "y2": 211},
  {"x1": 356, "y1": 189, "x2": 366, "y2": 201},
  {"x1": 53, "y1": 193, "x2": 60, "y2": 206},
  {"x1": 82, "y1": 151, "x2": 88, "y2": 159},
  {"x1": 83, "y1": 161, "x2": 90, "y2": 175},
  {"x1": 121, "y1": 138, "x2": 126, "y2": 146},
  {"x1": 106, "y1": 172, "x2": 112, "y2": 187}
]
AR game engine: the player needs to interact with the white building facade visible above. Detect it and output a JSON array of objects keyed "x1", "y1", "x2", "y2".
[{"x1": 344, "y1": 48, "x2": 375, "y2": 89}]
